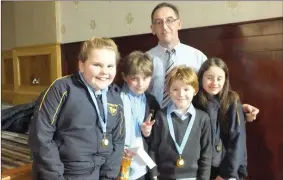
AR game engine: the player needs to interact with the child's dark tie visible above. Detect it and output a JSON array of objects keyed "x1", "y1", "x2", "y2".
[{"x1": 96, "y1": 94, "x2": 105, "y2": 122}]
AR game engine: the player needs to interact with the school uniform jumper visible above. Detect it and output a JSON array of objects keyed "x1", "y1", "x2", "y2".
[
  {"x1": 28, "y1": 72, "x2": 126, "y2": 180},
  {"x1": 206, "y1": 97, "x2": 248, "y2": 180},
  {"x1": 149, "y1": 104, "x2": 212, "y2": 180}
]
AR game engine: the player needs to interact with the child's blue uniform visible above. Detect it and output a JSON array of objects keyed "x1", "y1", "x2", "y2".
[
  {"x1": 207, "y1": 97, "x2": 247, "y2": 180},
  {"x1": 120, "y1": 84, "x2": 160, "y2": 180},
  {"x1": 29, "y1": 72, "x2": 125, "y2": 180}
]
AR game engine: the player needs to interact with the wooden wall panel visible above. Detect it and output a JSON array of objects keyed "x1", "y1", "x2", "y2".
[
  {"x1": 2, "y1": 44, "x2": 62, "y2": 105},
  {"x1": 61, "y1": 17, "x2": 283, "y2": 180},
  {"x1": 2, "y1": 50, "x2": 14, "y2": 90},
  {"x1": 226, "y1": 49, "x2": 283, "y2": 180}
]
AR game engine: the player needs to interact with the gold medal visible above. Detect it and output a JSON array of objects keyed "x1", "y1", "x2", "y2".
[
  {"x1": 176, "y1": 157, "x2": 185, "y2": 168},
  {"x1": 216, "y1": 144, "x2": 222, "y2": 152},
  {"x1": 101, "y1": 138, "x2": 109, "y2": 147}
]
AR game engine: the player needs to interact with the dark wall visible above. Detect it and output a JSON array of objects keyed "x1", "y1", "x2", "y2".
[
  {"x1": 60, "y1": 32, "x2": 158, "y2": 85},
  {"x1": 61, "y1": 17, "x2": 283, "y2": 180}
]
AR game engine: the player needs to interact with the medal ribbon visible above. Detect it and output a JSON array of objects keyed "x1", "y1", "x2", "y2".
[
  {"x1": 87, "y1": 86, "x2": 108, "y2": 136},
  {"x1": 79, "y1": 73, "x2": 108, "y2": 136},
  {"x1": 166, "y1": 104, "x2": 196, "y2": 156}
]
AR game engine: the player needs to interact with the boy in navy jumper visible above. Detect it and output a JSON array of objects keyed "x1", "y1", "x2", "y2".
[{"x1": 149, "y1": 66, "x2": 212, "y2": 180}]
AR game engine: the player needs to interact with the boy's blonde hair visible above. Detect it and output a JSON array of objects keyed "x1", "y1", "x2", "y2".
[
  {"x1": 167, "y1": 65, "x2": 199, "y2": 93},
  {"x1": 122, "y1": 51, "x2": 153, "y2": 77},
  {"x1": 78, "y1": 37, "x2": 120, "y2": 63}
]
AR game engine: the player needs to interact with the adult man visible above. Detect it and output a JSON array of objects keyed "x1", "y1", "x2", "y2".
[{"x1": 147, "y1": 2, "x2": 259, "y2": 121}]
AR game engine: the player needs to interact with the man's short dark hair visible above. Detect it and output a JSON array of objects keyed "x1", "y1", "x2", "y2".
[{"x1": 151, "y1": 2, "x2": 179, "y2": 22}]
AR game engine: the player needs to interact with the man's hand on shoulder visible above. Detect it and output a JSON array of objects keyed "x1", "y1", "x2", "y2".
[{"x1": 242, "y1": 104, "x2": 259, "y2": 122}]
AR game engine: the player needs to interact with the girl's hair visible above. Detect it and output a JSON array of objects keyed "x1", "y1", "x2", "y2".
[
  {"x1": 195, "y1": 57, "x2": 239, "y2": 121},
  {"x1": 167, "y1": 65, "x2": 199, "y2": 93},
  {"x1": 122, "y1": 51, "x2": 153, "y2": 77},
  {"x1": 78, "y1": 37, "x2": 120, "y2": 63}
]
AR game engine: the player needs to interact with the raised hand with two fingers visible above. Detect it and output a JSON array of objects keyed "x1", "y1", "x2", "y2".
[{"x1": 141, "y1": 113, "x2": 155, "y2": 137}]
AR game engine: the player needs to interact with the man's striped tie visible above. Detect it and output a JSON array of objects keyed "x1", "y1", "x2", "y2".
[{"x1": 162, "y1": 49, "x2": 175, "y2": 108}]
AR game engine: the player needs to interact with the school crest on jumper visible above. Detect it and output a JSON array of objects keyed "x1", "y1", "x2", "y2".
[{"x1": 108, "y1": 103, "x2": 118, "y2": 116}]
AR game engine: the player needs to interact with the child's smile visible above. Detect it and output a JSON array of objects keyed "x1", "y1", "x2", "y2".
[
  {"x1": 79, "y1": 48, "x2": 117, "y2": 90},
  {"x1": 169, "y1": 79, "x2": 196, "y2": 113}
]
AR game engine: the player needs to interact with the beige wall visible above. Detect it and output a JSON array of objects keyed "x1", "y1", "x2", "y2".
[
  {"x1": 59, "y1": 1, "x2": 283, "y2": 43},
  {"x1": 1, "y1": 1, "x2": 58, "y2": 50},
  {"x1": 1, "y1": 1, "x2": 283, "y2": 48},
  {"x1": 13, "y1": 1, "x2": 58, "y2": 47},
  {"x1": 1, "y1": 2, "x2": 16, "y2": 50}
]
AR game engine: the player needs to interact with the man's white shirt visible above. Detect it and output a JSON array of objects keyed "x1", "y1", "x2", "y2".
[{"x1": 147, "y1": 43, "x2": 207, "y2": 106}]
